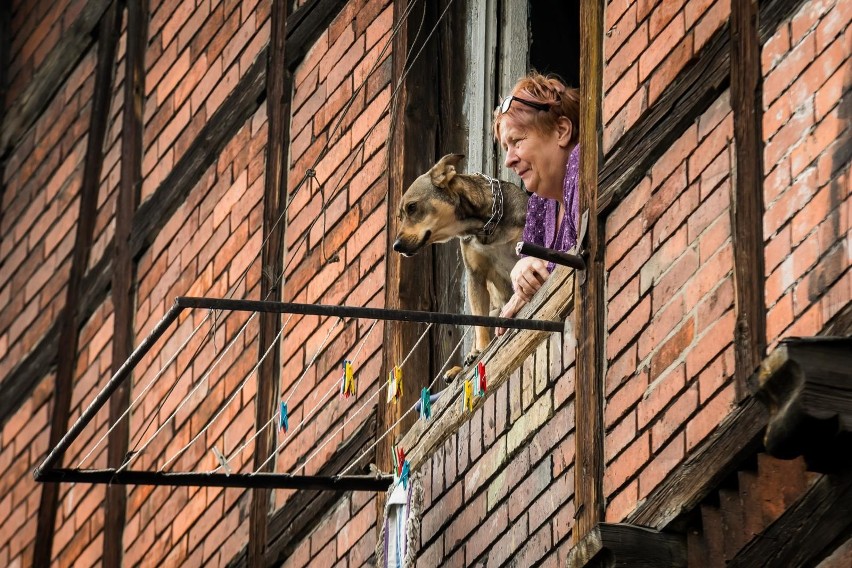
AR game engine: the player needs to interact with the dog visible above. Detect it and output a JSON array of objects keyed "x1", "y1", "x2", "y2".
[{"x1": 392, "y1": 154, "x2": 529, "y2": 377}]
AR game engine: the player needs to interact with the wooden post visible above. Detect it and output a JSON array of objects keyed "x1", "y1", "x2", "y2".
[
  {"x1": 574, "y1": 0, "x2": 605, "y2": 542},
  {"x1": 104, "y1": 1, "x2": 148, "y2": 566},
  {"x1": 32, "y1": 3, "x2": 122, "y2": 566},
  {"x1": 730, "y1": 0, "x2": 766, "y2": 398},
  {"x1": 379, "y1": 0, "x2": 439, "y2": 514},
  {"x1": 250, "y1": 0, "x2": 292, "y2": 565}
]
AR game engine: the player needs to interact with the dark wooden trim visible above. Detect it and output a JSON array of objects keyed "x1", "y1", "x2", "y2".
[
  {"x1": 575, "y1": 0, "x2": 605, "y2": 542},
  {"x1": 728, "y1": 471, "x2": 852, "y2": 567},
  {"x1": 249, "y1": 0, "x2": 292, "y2": 564},
  {"x1": 104, "y1": 1, "x2": 147, "y2": 566},
  {"x1": 0, "y1": 0, "x2": 112, "y2": 157},
  {"x1": 756, "y1": 338, "x2": 852, "y2": 473},
  {"x1": 0, "y1": 0, "x2": 353, "y2": 429},
  {"x1": 566, "y1": 523, "x2": 687, "y2": 568},
  {"x1": 32, "y1": 3, "x2": 122, "y2": 566},
  {"x1": 225, "y1": 412, "x2": 378, "y2": 567},
  {"x1": 730, "y1": 0, "x2": 766, "y2": 399},
  {"x1": 379, "y1": 0, "x2": 438, "y2": 502},
  {"x1": 626, "y1": 397, "x2": 768, "y2": 530}
]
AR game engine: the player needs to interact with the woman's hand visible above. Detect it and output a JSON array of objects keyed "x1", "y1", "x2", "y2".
[
  {"x1": 495, "y1": 293, "x2": 528, "y2": 337},
  {"x1": 511, "y1": 257, "x2": 550, "y2": 302}
]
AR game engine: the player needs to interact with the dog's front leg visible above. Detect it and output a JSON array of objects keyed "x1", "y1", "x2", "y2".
[{"x1": 466, "y1": 271, "x2": 492, "y2": 364}]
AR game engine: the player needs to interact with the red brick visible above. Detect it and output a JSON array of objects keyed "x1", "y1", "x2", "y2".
[
  {"x1": 608, "y1": 231, "x2": 652, "y2": 298},
  {"x1": 685, "y1": 308, "x2": 735, "y2": 376},
  {"x1": 641, "y1": 431, "x2": 686, "y2": 496},
  {"x1": 607, "y1": 294, "x2": 651, "y2": 360},
  {"x1": 606, "y1": 345, "x2": 639, "y2": 397},
  {"x1": 697, "y1": 347, "x2": 734, "y2": 403},
  {"x1": 604, "y1": 431, "x2": 650, "y2": 495},
  {"x1": 762, "y1": 22, "x2": 790, "y2": 73},
  {"x1": 606, "y1": 366, "x2": 649, "y2": 427},
  {"x1": 693, "y1": 0, "x2": 729, "y2": 52},
  {"x1": 607, "y1": 176, "x2": 652, "y2": 241},
  {"x1": 649, "y1": 31, "x2": 694, "y2": 104},
  {"x1": 686, "y1": 384, "x2": 735, "y2": 451},
  {"x1": 606, "y1": 410, "x2": 637, "y2": 464},
  {"x1": 605, "y1": 22, "x2": 649, "y2": 92},
  {"x1": 605, "y1": 3, "x2": 637, "y2": 63},
  {"x1": 639, "y1": 13, "x2": 685, "y2": 81},
  {"x1": 605, "y1": 479, "x2": 638, "y2": 522},
  {"x1": 608, "y1": 275, "x2": 641, "y2": 330},
  {"x1": 764, "y1": 32, "x2": 817, "y2": 105},
  {"x1": 604, "y1": 85, "x2": 647, "y2": 154}
]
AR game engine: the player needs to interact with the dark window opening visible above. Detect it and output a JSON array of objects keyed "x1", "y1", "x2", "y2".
[{"x1": 529, "y1": 0, "x2": 580, "y2": 88}]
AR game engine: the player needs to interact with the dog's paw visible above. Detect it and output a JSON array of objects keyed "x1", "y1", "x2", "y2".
[
  {"x1": 443, "y1": 366, "x2": 463, "y2": 383},
  {"x1": 463, "y1": 349, "x2": 482, "y2": 367}
]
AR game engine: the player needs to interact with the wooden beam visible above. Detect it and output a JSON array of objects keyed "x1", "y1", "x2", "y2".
[
  {"x1": 730, "y1": 0, "x2": 766, "y2": 398},
  {"x1": 398, "y1": 268, "x2": 574, "y2": 473},
  {"x1": 626, "y1": 397, "x2": 768, "y2": 530},
  {"x1": 0, "y1": 0, "x2": 347, "y2": 427},
  {"x1": 379, "y1": 0, "x2": 438, "y2": 499},
  {"x1": 224, "y1": 412, "x2": 378, "y2": 567},
  {"x1": 32, "y1": 3, "x2": 122, "y2": 566},
  {"x1": 728, "y1": 471, "x2": 852, "y2": 567},
  {"x1": 284, "y1": 0, "x2": 349, "y2": 70},
  {"x1": 575, "y1": 0, "x2": 606, "y2": 542},
  {"x1": 0, "y1": 0, "x2": 112, "y2": 157},
  {"x1": 566, "y1": 523, "x2": 687, "y2": 568},
  {"x1": 249, "y1": 0, "x2": 292, "y2": 565},
  {"x1": 756, "y1": 337, "x2": 852, "y2": 473},
  {"x1": 104, "y1": 1, "x2": 147, "y2": 566}
]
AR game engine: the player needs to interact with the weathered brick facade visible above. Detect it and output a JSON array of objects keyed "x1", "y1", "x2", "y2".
[{"x1": 0, "y1": 0, "x2": 849, "y2": 567}]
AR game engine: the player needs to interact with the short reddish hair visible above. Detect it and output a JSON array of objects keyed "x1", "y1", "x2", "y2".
[{"x1": 493, "y1": 72, "x2": 580, "y2": 145}]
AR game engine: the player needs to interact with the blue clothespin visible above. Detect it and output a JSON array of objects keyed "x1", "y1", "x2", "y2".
[
  {"x1": 400, "y1": 460, "x2": 410, "y2": 490},
  {"x1": 279, "y1": 401, "x2": 289, "y2": 433},
  {"x1": 420, "y1": 387, "x2": 432, "y2": 421}
]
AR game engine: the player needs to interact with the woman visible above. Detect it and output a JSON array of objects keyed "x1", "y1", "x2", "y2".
[{"x1": 493, "y1": 72, "x2": 581, "y2": 326}]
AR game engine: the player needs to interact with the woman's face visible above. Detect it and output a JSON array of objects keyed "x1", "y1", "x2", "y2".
[{"x1": 499, "y1": 115, "x2": 572, "y2": 202}]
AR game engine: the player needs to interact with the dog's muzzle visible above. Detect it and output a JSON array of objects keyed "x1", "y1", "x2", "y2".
[{"x1": 392, "y1": 232, "x2": 430, "y2": 256}]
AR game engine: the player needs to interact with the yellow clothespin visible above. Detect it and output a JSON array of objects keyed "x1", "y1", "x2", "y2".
[
  {"x1": 341, "y1": 360, "x2": 356, "y2": 398},
  {"x1": 463, "y1": 379, "x2": 474, "y2": 412}
]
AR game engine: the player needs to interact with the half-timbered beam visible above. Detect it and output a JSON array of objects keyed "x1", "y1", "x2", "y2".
[
  {"x1": 730, "y1": 0, "x2": 767, "y2": 398},
  {"x1": 380, "y1": 0, "x2": 439, "y2": 487},
  {"x1": 249, "y1": 0, "x2": 292, "y2": 564},
  {"x1": 32, "y1": 3, "x2": 122, "y2": 565},
  {"x1": 575, "y1": 0, "x2": 606, "y2": 542},
  {"x1": 0, "y1": 0, "x2": 112, "y2": 157},
  {"x1": 104, "y1": 1, "x2": 148, "y2": 566},
  {"x1": 566, "y1": 523, "x2": 687, "y2": 568}
]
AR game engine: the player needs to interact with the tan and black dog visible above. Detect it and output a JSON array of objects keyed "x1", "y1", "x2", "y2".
[{"x1": 392, "y1": 154, "x2": 529, "y2": 372}]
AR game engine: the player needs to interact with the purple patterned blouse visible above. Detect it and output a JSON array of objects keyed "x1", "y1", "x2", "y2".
[{"x1": 521, "y1": 144, "x2": 581, "y2": 272}]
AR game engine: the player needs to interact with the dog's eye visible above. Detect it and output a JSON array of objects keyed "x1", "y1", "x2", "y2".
[{"x1": 405, "y1": 202, "x2": 417, "y2": 215}]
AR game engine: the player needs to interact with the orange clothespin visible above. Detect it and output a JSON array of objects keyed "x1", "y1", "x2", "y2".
[{"x1": 387, "y1": 366, "x2": 402, "y2": 403}]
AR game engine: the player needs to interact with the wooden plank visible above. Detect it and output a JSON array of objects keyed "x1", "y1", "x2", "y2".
[
  {"x1": 729, "y1": 471, "x2": 852, "y2": 567},
  {"x1": 566, "y1": 523, "x2": 687, "y2": 568},
  {"x1": 32, "y1": 3, "x2": 122, "y2": 566},
  {"x1": 224, "y1": 412, "x2": 377, "y2": 567},
  {"x1": 730, "y1": 0, "x2": 766, "y2": 398},
  {"x1": 104, "y1": 1, "x2": 148, "y2": 566},
  {"x1": 0, "y1": 0, "x2": 112, "y2": 156},
  {"x1": 249, "y1": 0, "x2": 292, "y2": 564},
  {"x1": 626, "y1": 397, "x2": 768, "y2": 530},
  {"x1": 575, "y1": 0, "x2": 605, "y2": 542},
  {"x1": 399, "y1": 267, "x2": 574, "y2": 473},
  {"x1": 379, "y1": 0, "x2": 439, "y2": 497}
]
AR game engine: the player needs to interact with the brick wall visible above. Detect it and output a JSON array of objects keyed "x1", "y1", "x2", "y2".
[
  {"x1": 603, "y1": 0, "x2": 731, "y2": 154},
  {"x1": 603, "y1": 92, "x2": 737, "y2": 520},
  {"x1": 414, "y1": 332, "x2": 577, "y2": 566},
  {"x1": 762, "y1": 0, "x2": 851, "y2": 348}
]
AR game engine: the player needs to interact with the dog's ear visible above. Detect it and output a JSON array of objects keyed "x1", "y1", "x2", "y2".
[{"x1": 429, "y1": 154, "x2": 465, "y2": 188}]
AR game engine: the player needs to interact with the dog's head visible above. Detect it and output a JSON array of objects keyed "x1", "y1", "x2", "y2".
[{"x1": 393, "y1": 153, "x2": 472, "y2": 256}]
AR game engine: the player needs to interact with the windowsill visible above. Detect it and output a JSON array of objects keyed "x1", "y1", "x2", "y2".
[{"x1": 398, "y1": 265, "x2": 576, "y2": 472}]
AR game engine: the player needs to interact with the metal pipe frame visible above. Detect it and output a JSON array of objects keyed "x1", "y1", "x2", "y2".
[{"x1": 34, "y1": 296, "x2": 564, "y2": 490}]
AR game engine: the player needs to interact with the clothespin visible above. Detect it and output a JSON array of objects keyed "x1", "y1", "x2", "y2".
[
  {"x1": 420, "y1": 387, "x2": 432, "y2": 421},
  {"x1": 391, "y1": 443, "x2": 405, "y2": 478},
  {"x1": 477, "y1": 362, "x2": 487, "y2": 395},
  {"x1": 341, "y1": 359, "x2": 356, "y2": 398},
  {"x1": 387, "y1": 366, "x2": 402, "y2": 403},
  {"x1": 212, "y1": 446, "x2": 231, "y2": 475},
  {"x1": 400, "y1": 460, "x2": 410, "y2": 490},
  {"x1": 462, "y1": 379, "x2": 474, "y2": 412},
  {"x1": 279, "y1": 401, "x2": 289, "y2": 433}
]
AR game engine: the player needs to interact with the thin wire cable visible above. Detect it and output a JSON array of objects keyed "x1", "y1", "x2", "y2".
[
  {"x1": 116, "y1": 312, "x2": 259, "y2": 474},
  {"x1": 211, "y1": 319, "x2": 381, "y2": 473},
  {"x1": 338, "y1": 326, "x2": 471, "y2": 476},
  {"x1": 158, "y1": 314, "x2": 294, "y2": 472},
  {"x1": 77, "y1": 312, "x2": 211, "y2": 468},
  {"x1": 289, "y1": 322, "x2": 434, "y2": 476}
]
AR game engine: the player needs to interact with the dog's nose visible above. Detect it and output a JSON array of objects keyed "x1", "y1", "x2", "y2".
[{"x1": 392, "y1": 238, "x2": 403, "y2": 252}]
